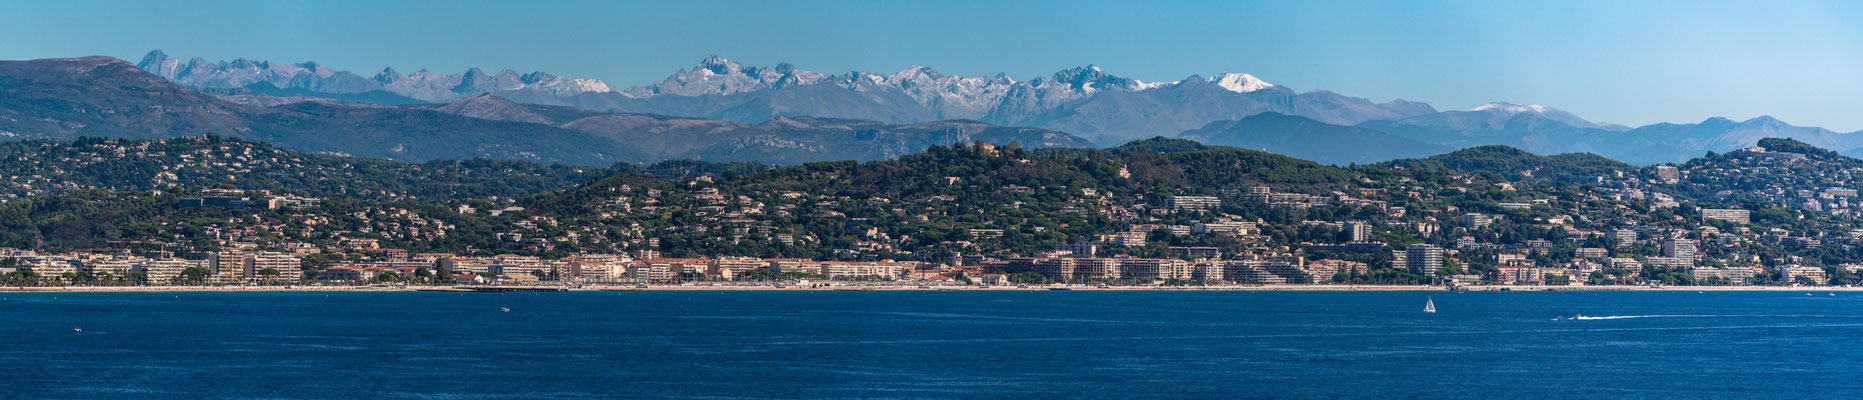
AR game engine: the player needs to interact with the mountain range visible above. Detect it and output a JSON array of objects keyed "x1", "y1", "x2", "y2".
[
  {"x1": 130, "y1": 50, "x2": 1863, "y2": 165},
  {"x1": 2, "y1": 56, "x2": 1090, "y2": 165},
  {"x1": 134, "y1": 51, "x2": 1434, "y2": 145}
]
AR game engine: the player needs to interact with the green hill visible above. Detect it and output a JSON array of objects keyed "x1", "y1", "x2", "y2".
[{"x1": 1376, "y1": 145, "x2": 1634, "y2": 183}]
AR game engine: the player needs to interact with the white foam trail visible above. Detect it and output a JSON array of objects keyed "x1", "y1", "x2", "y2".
[
  {"x1": 1572, "y1": 315, "x2": 1717, "y2": 320},
  {"x1": 1570, "y1": 314, "x2": 1848, "y2": 320}
]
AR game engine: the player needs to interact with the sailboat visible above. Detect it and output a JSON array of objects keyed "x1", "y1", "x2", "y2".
[{"x1": 1424, "y1": 297, "x2": 1437, "y2": 314}]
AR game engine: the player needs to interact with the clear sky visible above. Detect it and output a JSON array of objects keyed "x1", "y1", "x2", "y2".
[{"x1": 3, "y1": 0, "x2": 1861, "y2": 131}]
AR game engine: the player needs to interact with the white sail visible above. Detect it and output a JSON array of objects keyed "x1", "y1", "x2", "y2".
[{"x1": 1424, "y1": 297, "x2": 1436, "y2": 313}]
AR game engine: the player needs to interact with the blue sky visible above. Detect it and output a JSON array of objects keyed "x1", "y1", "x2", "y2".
[{"x1": 4, "y1": 0, "x2": 1862, "y2": 131}]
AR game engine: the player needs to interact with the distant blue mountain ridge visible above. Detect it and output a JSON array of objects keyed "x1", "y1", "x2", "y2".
[{"x1": 17, "y1": 50, "x2": 1860, "y2": 166}]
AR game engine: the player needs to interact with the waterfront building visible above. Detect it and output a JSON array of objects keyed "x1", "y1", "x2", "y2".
[
  {"x1": 631, "y1": 258, "x2": 710, "y2": 282},
  {"x1": 317, "y1": 267, "x2": 372, "y2": 282},
  {"x1": 210, "y1": 251, "x2": 249, "y2": 284},
  {"x1": 1031, "y1": 257, "x2": 1077, "y2": 282},
  {"x1": 135, "y1": 258, "x2": 202, "y2": 284},
  {"x1": 1192, "y1": 261, "x2": 1224, "y2": 282},
  {"x1": 1118, "y1": 258, "x2": 1189, "y2": 280},
  {"x1": 571, "y1": 255, "x2": 632, "y2": 281},
  {"x1": 22, "y1": 257, "x2": 79, "y2": 277},
  {"x1": 1783, "y1": 265, "x2": 1829, "y2": 284},
  {"x1": 1219, "y1": 261, "x2": 1288, "y2": 284},
  {"x1": 1494, "y1": 266, "x2": 1542, "y2": 284},
  {"x1": 765, "y1": 259, "x2": 817, "y2": 275},
  {"x1": 440, "y1": 258, "x2": 491, "y2": 275},
  {"x1": 1308, "y1": 259, "x2": 1368, "y2": 278},
  {"x1": 1691, "y1": 267, "x2": 1763, "y2": 283},
  {"x1": 709, "y1": 256, "x2": 767, "y2": 279},
  {"x1": 83, "y1": 258, "x2": 136, "y2": 277},
  {"x1": 490, "y1": 263, "x2": 548, "y2": 277},
  {"x1": 249, "y1": 252, "x2": 303, "y2": 281},
  {"x1": 821, "y1": 262, "x2": 910, "y2": 280},
  {"x1": 1075, "y1": 258, "x2": 1120, "y2": 281},
  {"x1": 1405, "y1": 244, "x2": 1443, "y2": 274},
  {"x1": 1248, "y1": 260, "x2": 1322, "y2": 283}
]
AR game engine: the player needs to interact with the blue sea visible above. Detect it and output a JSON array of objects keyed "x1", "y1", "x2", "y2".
[{"x1": 3, "y1": 290, "x2": 1861, "y2": 399}]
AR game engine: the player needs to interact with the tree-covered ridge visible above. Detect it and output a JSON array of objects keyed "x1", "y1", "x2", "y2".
[
  {"x1": 1659, "y1": 137, "x2": 1863, "y2": 207},
  {"x1": 0, "y1": 188, "x2": 520, "y2": 254},
  {"x1": 1097, "y1": 137, "x2": 1216, "y2": 155},
  {"x1": 1755, "y1": 137, "x2": 1844, "y2": 158},
  {"x1": 1375, "y1": 145, "x2": 1635, "y2": 183},
  {"x1": 0, "y1": 136, "x2": 773, "y2": 203},
  {"x1": 10, "y1": 139, "x2": 1863, "y2": 286},
  {"x1": 520, "y1": 142, "x2": 1574, "y2": 264},
  {"x1": 0, "y1": 142, "x2": 1382, "y2": 257}
]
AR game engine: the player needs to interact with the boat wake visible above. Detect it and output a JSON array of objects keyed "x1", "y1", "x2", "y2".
[
  {"x1": 1565, "y1": 314, "x2": 1853, "y2": 321},
  {"x1": 1571, "y1": 315, "x2": 1716, "y2": 320}
]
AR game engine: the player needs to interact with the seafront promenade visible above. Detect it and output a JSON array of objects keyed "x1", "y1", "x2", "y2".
[{"x1": 5, "y1": 284, "x2": 1859, "y2": 293}]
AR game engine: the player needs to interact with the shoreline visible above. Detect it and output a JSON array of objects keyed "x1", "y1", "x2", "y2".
[{"x1": 2, "y1": 284, "x2": 1857, "y2": 293}]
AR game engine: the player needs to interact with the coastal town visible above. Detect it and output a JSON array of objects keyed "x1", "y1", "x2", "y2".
[{"x1": 5, "y1": 139, "x2": 1863, "y2": 290}]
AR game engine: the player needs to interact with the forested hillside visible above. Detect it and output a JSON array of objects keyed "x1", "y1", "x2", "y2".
[
  {"x1": 0, "y1": 136, "x2": 770, "y2": 202},
  {"x1": 1376, "y1": 145, "x2": 1636, "y2": 183},
  {"x1": 8, "y1": 138, "x2": 1863, "y2": 286}
]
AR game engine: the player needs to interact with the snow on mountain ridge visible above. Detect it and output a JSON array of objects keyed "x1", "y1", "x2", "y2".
[
  {"x1": 623, "y1": 55, "x2": 829, "y2": 98},
  {"x1": 140, "y1": 49, "x2": 1307, "y2": 113},
  {"x1": 135, "y1": 49, "x2": 618, "y2": 102},
  {"x1": 1471, "y1": 102, "x2": 1552, "y2": 113},
  {"x1": 1212, "y1": 73, "x2": 1273, "y2": 93}
]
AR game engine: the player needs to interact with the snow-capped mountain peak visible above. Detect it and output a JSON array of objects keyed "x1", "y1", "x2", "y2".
[
  {"x1": 1035, "y1": 65, "x2": 1149, "y2": 95},
  {"x1": 137, "y1": 49, "x2": 182, "y2": 78},
  {"x1": 1211, "y1": 72, "x2": 1273, "y2": 93},
  {"x1": 1135, "y1": 80, "x2": 1176, "y2": 90},
  {"x1": 1471, "y1": 102, "x2": 1554, "y2": 113},
  {"x1": 1463, "y1": 102, "x2": 1628, "y2": 130},
  {"x1": 697, "y1": 55, "x2": 742, "y2": 75},
  {"x1": 132, "y1": 50, "x2": 619, "y2": 102},
  {"x1": 624, "y1": 55, "x2": 829, "y2": 97}
]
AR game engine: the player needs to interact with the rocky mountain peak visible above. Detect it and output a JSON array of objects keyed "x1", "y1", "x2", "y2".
[{"x1": 698, "y1": 55, "x2": 741, "y2": 75}]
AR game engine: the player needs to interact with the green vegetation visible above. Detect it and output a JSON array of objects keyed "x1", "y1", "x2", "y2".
[
  {"x1": 1376, "y1": 145, "x2": 1635, "y2": 183},
  {"x1": 0, "y1": 136, "x2": 773, "y2": 203},
  {"x1": 4, "y1": 136, "x2": 1863, "y2": 287}
]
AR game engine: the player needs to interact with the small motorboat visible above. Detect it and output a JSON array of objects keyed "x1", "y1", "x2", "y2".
[{"x1": 500, "y1": 307, "x2": 511, "y2": 312}]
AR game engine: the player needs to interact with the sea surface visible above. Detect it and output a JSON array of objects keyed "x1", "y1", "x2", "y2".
[{"x1": 3, "y1": 290, "x2": 1861, "y2": 399}]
